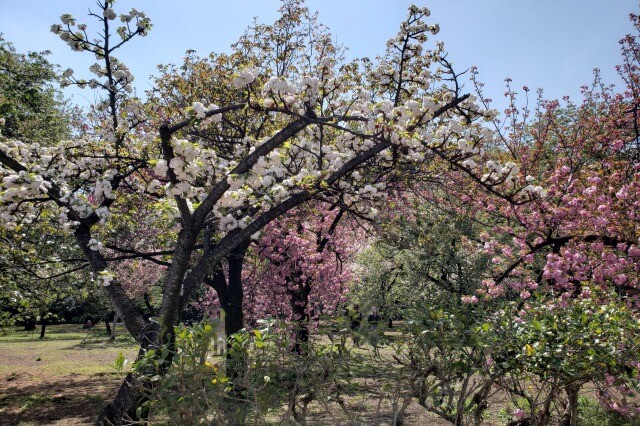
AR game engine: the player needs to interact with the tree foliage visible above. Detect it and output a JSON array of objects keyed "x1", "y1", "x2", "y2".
[
  {"x1": 3, "y1": 1, "x2": 640, "y2": 424},
  {"x1": 0, "y1": 35, "x2": 72, "y2": 144}
]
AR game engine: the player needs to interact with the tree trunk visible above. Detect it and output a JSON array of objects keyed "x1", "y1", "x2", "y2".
[
  {"x1": 95, "y1": 372, "x2": 143, "y2": 425},
  {"x1": 96, "y1": 324, "x2": 160, "y2": 425},
  {"x1": 111, "y1": 313, "x2": 119, "y2": 340},
  {"x1": 143, "y1": 293, "x2": 156, "y2": 317},
  {"x1": 224, "y1": 243, "x2": 248, "y2": 346},
  {"x1": 289, "y1": 279, "x2": 311, "y2": 354},
  {"x1": 39, "y1": 321, "x2": 47, "y2": 339},
  {"x1": 217, "y1": 243, "x2": 251, "y2": 424},
  {"x1": 292, "y1": 305, "x2": 309, "y2": 354},
  {"x1": 562, "y1": 383, "x2": 580, "y2": 426},
  {"x1": 204, "y1": 243, "x2": 249, "y2": 378},
  {"x1": 104, "y1": 319, "x2": 111, "y2": 335}
]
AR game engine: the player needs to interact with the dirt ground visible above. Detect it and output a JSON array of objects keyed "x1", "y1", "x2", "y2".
[{"x1": 0, "y1": 372, "x2": 123, "y2": 425}]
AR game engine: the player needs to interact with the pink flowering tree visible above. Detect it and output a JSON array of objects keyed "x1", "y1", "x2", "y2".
[
  {"x1": 453, "y1": 66, "x2": 640, "y2": 304},
  {"x1": 410, "y1": 12, "x2": 640, "y2": 422},
  {"x1": 243, "y1": 203, "x2": 357, "y2": 349}
]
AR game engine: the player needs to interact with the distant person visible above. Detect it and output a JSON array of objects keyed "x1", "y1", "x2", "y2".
[
  {"x1": 83, "y1": 319, "x2": 93, "y2": 329},
  {"x1": 368, "y1": 307, "x2": 380, "y2": 327},
  {"x1": 347, "y1": 303, "x2": 362, "y2": 347},
  {"x1": 368, "y1": 307, "x2": 381, "y2": 354},
  {"x1": 211, "y1": 308, "x2": 226, "y2": 355}
]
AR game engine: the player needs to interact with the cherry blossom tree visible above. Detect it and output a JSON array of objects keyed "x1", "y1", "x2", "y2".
[
  {"x1": 243, "y1": 202, "x2": 358, "y2": 350},
  {"x1": 0, "y1": 1, "x2": 526, "y2": 422},
  {"x1": 408, "y1": 12, "x2": 640, "y2": 421},
  {"x1": 0, "y1": 37, "x2": 89, "y2": 336},
  {"x1": 449, "y1": 61, "x2": 640, "y2": 306}
]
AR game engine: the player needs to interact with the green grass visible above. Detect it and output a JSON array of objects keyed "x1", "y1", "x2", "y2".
[
  {"x1": 0, "y1": 324, "x2": 139, "y2": 425},
  {"x1": 0, "y1": 324, "x2": 138, "y2": 376},
  {"x1": 578, "y1": 396, "x2": 636, "y2": 426}
]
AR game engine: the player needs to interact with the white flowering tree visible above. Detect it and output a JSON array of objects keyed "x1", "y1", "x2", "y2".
[{"x1": 0, "y1": 0, "x2": 529, "y2": 422}]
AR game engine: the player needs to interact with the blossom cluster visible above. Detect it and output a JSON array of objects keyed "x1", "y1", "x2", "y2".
[{"x1": 243, "y1": 206, "x2": 356, "y2": 324}]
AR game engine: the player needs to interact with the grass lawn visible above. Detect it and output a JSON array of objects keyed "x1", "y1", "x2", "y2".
[{"x1": 0, "y1": 324, "x2": 138, "y2": 425}]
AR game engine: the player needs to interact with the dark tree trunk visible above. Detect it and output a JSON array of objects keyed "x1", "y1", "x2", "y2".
[
  {"x1": 289, "y1": 279, "x2": 311, "y2": 354},
  {"x1": 143, "y1": 293, "x2": 156, "y2": 318},
  {"x1": 104, "y1": 310, "x2": 115, "y2": 335},
  {"x1": 204, "y1": 241, "x2": 250, "y2": 383},
  {"x1": 39, "y1": 321, "x2": 47, "y2": 339},
  {"x1": 292, "y1": 312, "x2": 309, "y2": 354},
  {"x1": 205, "y1": 243, "x2": 250, "y2": 424},
  {"x1": 205, "y1": 242, "x2": 250, "y2": 346},
  {"x1": 224, "y1": 246, "x2": 246, "y2": 338},
  {"x1": 96, "y1": 372, "x2": 143, "y2": 425},
  {"x1": 223, "y1": 242, "x2": 250, "y2": 390}
]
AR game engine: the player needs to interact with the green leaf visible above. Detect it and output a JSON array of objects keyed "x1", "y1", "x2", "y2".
[
  {"x1": 161, "y1": 347, "x2": 171, "y2": 360},
  {"x1": 113, "y1": 352, "x2": 126, "y2": 373}
]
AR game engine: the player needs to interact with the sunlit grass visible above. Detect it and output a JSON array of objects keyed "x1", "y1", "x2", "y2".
[{"x1": 0, "y1": 324, "x2": 138, "y2": 376}]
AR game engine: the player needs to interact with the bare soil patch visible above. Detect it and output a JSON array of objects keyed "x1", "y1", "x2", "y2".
[{"x1": 0, "y1": 372, "x2": 122, "y2": 425}]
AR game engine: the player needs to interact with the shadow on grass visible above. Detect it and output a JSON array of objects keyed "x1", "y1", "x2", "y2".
[
  {"x1": 64, "y1": 338, "x2": 138, "y2": 350},
  {"x1": 1, "y1": 328, "x2": 136, "y2": 348},
  {"x1": 0, "y1": 335, "x2": 90, "y2": 343},
  {"x1": 0, "y1": 374, "x2": 121, "y2": 425}
]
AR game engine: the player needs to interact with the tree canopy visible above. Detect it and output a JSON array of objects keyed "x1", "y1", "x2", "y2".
[{"x1": 2, "y1": 1, "x2": 640, "y2": 424}]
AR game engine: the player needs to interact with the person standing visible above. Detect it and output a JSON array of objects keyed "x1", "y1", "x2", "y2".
[
  {"x1": 348, "y1": 304, "x2": 362, "y2": 347},
  {"x1": 368, "y1": 307, "x2": 381, "y2": 354}
]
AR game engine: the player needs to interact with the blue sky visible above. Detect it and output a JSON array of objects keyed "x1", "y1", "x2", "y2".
[{"x1": 0, "y1": 1, "x2": 636, "y2": 112}]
